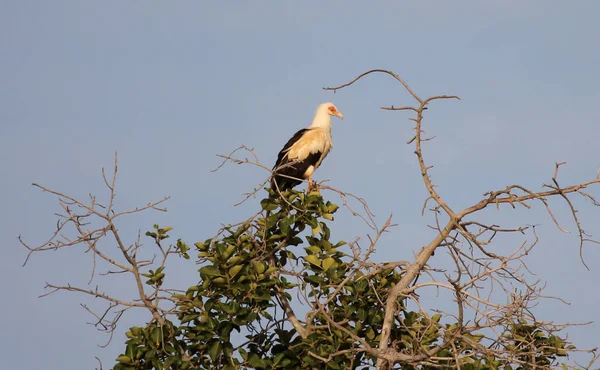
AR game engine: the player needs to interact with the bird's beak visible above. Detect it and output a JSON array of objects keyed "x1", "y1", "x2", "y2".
[{"x1": 335, "y1": 111, "x2": 344, "y2": 120}]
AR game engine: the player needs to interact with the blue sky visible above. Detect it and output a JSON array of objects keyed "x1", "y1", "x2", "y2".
[{"x1": 2, "y1": 1, "x2": 600, "y2": 369}]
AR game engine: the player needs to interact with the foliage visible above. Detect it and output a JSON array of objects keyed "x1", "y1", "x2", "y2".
[
  {"x1": 21, "y1": 70, "x2": 599, "y2": 370},
  {"x1": 114, "y1": 189, "x2": 573, "y2": 370}
]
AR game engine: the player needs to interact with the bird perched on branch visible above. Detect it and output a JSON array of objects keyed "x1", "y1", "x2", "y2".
[{"x1": 271, "y1": 102, "x2": 344, "y2": 192}]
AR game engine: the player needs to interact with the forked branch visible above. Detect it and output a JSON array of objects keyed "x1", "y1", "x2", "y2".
[
  {"x1": 20, "y1": 152, "x2": 174, "y2": 342},
  {"x1": 325, "y1": 69, "x2": 600, "y2": 369}
]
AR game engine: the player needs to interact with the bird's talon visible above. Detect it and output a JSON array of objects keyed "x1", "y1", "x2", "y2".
[{"x1": 308, "y1": 180, "x2": 320, "y2": 193}]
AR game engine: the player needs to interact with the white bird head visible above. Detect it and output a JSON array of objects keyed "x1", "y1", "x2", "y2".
[{"x1": 318, "y1": 102, "x2": 344, "y2": 120}]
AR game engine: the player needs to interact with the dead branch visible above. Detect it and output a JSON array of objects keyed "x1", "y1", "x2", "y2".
[
  {"x1": 20, "y1": 152, "x2": 176, "y2": 343},
  {"x1": 324, "y1": 69, "x2": 599, "y2": 369}
]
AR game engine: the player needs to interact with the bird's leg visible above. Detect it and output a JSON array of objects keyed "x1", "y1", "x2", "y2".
[{"x1": 307, "y1": 176, "x2": 318, "y2": 193}]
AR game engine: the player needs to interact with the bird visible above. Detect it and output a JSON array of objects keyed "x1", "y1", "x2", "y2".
[{"x1": 271, "y1": 102, "x2": 344, "y2": 192}]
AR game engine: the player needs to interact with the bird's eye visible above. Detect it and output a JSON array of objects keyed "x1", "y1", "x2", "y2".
[{"x1": 328, "y1": 106, "x2": 336, "y2": 113}]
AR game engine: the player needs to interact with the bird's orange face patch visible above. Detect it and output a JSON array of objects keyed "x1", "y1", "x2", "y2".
[{"x1": 328, "y1": 106, "x2": 337, "y2": 114}]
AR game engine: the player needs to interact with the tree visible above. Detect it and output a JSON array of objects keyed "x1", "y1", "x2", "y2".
[{"x1": 21, "y1": 70, "x2": 600, "y2": 369}]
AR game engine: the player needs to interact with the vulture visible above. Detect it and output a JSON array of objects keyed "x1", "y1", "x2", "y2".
[{"x1": 271, "y1": 102, "x2": 344, "y2": 192}]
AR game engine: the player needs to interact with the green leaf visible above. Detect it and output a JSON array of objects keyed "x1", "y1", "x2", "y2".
[
  {"x1": 357, "y1": 308, "x2": 367, "y2": 321},
  {"x1": 130, "y1": 327, "x2": 142, "y2": 336},
  {"x1": 260, "y1": 198, "x2": 278, "y2": 211},
  {"x1": 366, "y1": 327, "x2": 375, "y2": 340},
  {"x1": 212, "y1": 277, "x2": 227, "y2": 285},
  {"x1": 304, "y1": 245, "x2": 322, "y2": 254},
  {"x1": 264, "y1": 266, "x2": 279, "y2": 275},
  {"x1": 228, "y1": 265, "x2": 243, "y2": 279},
  {"x1": 228, "y1": 256, "x2": 244, "y2": 265},
  {"x1": 266, "y1": 213, "x2": 280, "y2": 229},
  {"x1": 328, "y1": 361, "x2": 341, "y2": 369},
  {"x1": 322, "y1": 257, "x2": 336, "y2": 271},
  {"x1": 200, "y1": 266, "x2": 222, "y2": 279},
  {"x1": 248, "y1": 353, "x2": 266, "y2": 368},
  {"x1": 116, "y1": 355, "x2": 132, "y2": 364},
  {"x1": 273, "y1": 352, "x2": 286, "y2": 366},
  {"x1": 222, "y1": 244, "x2": 236, "y2": 259},
  {"x1": 180, "y1": 314, "x2": 199, "y2": 324},
  {"x1": 223, "y1": 342, "x2": 235, "y2": 358},
  {"x1": 305, "y1": 192, "x2": 322, "y2": 205},
  {"x1": 208, "y1": 340, "x2": 222, "y2": 361},
  {"x1": 238, "y1": 348, "x2": 248, "y2": 361},
  {"x1": 279, "y1": 215, "x2": 295, "y2": 234},
  {"x1": 151, "y1": 326, "x2": 161, "y2": 346},
  {"x1": 325, "y1": 202, "x2": 339, "y2": 213},
  {"x1": 311, "y1": 225, "x2": 320, "y2": 236},
  {"x1": 164, "y1": 357, "x2": 178, "y2": 368},
  {"x1": 268, "y1": 233, "x2": 286, "y2": 241},
  {"x1": 252, "y1": 261, "x2": 266, "y2": 274},
  {"x1": 354, "y1": 279, "x2": 368, "y2": 293},
  {"x1": 321, "y1": 222, "x2": 331, "y2": 240},
  {"x1": 304, "y1": 255, "x2": 321, "y2": 268},
  {"x1": 305, "y1": 274, "x2": 325, "y2": 285},
  {"x1": 125, "y1": 343, "x2": 136, "y2": 358}
]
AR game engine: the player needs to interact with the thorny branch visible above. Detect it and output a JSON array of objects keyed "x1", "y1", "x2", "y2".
[
  {"x1": 214, "y1": 145, "x2": 399, "y2": 350},
  {"x1": 23, "y1": 69, "x2": 600, "y2": 369},
  {"x1": 322, "y1": 69, "x2": 600, "y2": 369},
  {"x1": 214, "y1": 145, "x2": 381, "y2": 231},
  {"x1": 19, "y1": 152, "x2": 175, "y2": 343}
]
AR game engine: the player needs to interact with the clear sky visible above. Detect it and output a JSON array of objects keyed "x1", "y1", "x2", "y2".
[{"x1": 2, "y1": 1, "x2": 599, "y2": 369}]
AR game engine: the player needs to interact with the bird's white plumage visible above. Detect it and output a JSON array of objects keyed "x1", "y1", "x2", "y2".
[
  {"x1": 285, "y1": 129, "x2": 332, "y2": 162},
  {"x1": 282, "y1": 128, "x2": 332, "y2": 178},
  {"x1": 271, "y1": 102, "x2": 343, "y2": 190}
]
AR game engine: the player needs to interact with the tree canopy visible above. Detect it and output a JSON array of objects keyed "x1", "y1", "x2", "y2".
[{"x1": 21, "y1": 70, "x2": 600, "y2": 370}]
